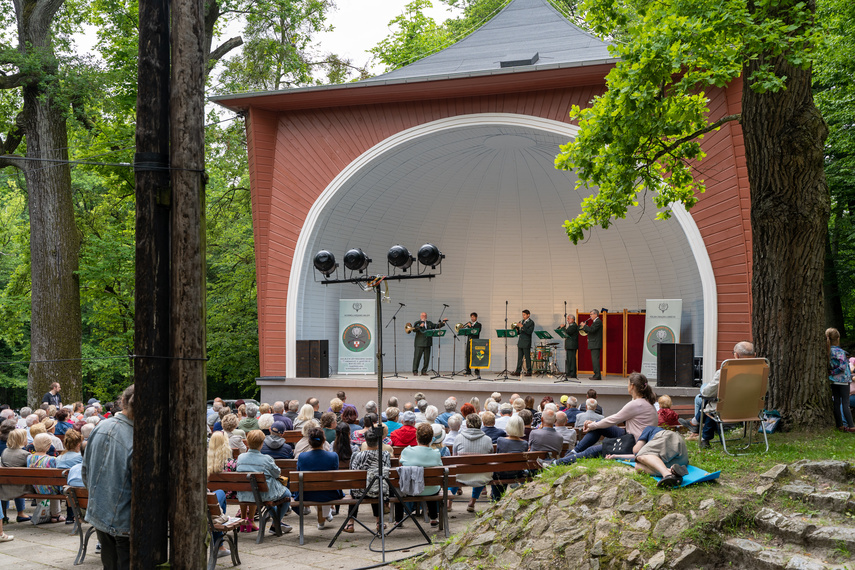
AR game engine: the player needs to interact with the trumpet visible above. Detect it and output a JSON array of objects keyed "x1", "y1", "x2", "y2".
[
  {"x1": 578, "y1": 318, "x2": 593, "y2": 336},
  {"x1": 405, "y1": 322, "x2": 421, "y2": 334}
]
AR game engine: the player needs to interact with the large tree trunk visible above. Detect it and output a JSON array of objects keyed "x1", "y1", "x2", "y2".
[
  {"x1": 16, "y1": 0, "x2": 82, "y2": 406},
  {"x1": 824, "y1": 229, "x2": 846, "y2": 336},
  {"x1": 742, "y1": 2, "x2": 831, "y2": 429}
]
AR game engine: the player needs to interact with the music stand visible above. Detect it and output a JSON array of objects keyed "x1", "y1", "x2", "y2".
[
  {"x1": 552, "y1": 327, "x2": 581, "y2": 383},
  {"x1": 495, "y1": 329, "x2": 518, "y2": 381},
  {"x1": 428, "y1": 329, "x2": 450, "y2": 379}
]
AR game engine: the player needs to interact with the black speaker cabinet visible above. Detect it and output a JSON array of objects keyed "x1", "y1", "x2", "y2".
[
  {"x1": 656, "y1": 343, "x2": 695, "y2": 387},
  {"x1": 296, "y1": 340, "x2": 329, "y2": 378}
]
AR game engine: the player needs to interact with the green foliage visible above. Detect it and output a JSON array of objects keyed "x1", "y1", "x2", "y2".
[{"x1": 554, "y1": 0, "x2": 822, "y2": 243}]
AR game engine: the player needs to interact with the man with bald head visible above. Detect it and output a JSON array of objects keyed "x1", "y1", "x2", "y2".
[
  {"x1": 411, "y1": 312, "x2": 445, "y2": 376},
  {"x1": 527, "y1": 409, "x2": 564, "y2": 455},
  {"x1": 697, "y1": 341, "x2": 756, "y2": 449}
]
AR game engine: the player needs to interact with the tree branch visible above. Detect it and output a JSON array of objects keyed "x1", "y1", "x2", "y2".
[
  {"x1": 650, "y1": 113, "x2": 741, "y2": 162},
  {"x1": 208, "y1": 36, "x2": 243, "y2": 67},
  {"x1": 0, "y1": 154, "x2": 25, "y2": 170},
  {"x1": 0, "y1": 73, "x2": 30, "y2": 89},
  {"x1": 2, "y1": 112, "x2": 25, "y2": 155}
]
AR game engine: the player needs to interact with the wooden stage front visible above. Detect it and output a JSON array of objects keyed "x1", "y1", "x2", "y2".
[{"x1": 256, "y1": 373, "x2": 698, "y2": 418}]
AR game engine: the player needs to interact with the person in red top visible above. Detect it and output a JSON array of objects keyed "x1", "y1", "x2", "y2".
[
  {"x1": 657, "y1": 395, "x2": 680, "y2": 427},
  {"x1": 390, "y1": 411, "x2": 418, "y2": 447}
]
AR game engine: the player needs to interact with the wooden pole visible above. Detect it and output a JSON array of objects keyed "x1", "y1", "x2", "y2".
[
  {"x1": 131, "y1": 0, "x2": 171, "y2": 564},
  {"x1": 169, "y1": 0, "x2": 207, "y2": 564}
]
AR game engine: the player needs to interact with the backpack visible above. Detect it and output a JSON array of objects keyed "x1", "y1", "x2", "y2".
[{"x1": 829, "y1": 346, "x2": 851, "y2": 383}]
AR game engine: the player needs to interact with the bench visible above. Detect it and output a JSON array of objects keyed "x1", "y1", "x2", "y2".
[
  {"x1": 64, "y1": 486, "x2": 97, "y2": 566},
  {"x1": 206, "y1": 492, "x2": 241, "y2": 570},
  {"x1": 0, "y1": 466, "x2": 68, "y2": 502},
  {"x1": 441, "y1": 451, "x2": 546, "y2": 488},
  {"x1": 207, "y1": 472, "x2": 290, "y2": 544}
]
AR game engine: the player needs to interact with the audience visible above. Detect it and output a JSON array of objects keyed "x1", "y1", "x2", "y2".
[
  {"x1": 261, "y1": 421, "x2": 294, "y2": 460},
  {"x1": 235, "y1": 430, "x2": 292, "y2": 534},
  {"x1": 452, "y1": 414, "x2": 493, "y2": 513},
  {"x1": 398, "y1": 424, "x2": 443, "y2": 526},
  {"x1": 554, "y1": 412, "x2": 577, "y2": 448},
  {"x1": 574, "y1": 398, "x2": 604, "y2": 427},
  {"x1": 390, "y1": 411, "x2": 418, "y2": 447},
  {"x1": 320, "y1": 412, "x2": 338, "y2": 443},
  {"x1": 480, "y1": 411, "x2": 506, "y2": 444},
  {"x1": 443, "y1": 413, "x2": 463, "y2": 447},
  {"x1": 528, "y1": 409, "x2": 563, "y2": 456},
  {"x1": 296, "y1": 427, "x2": 342, "y2": 530},
  {"x1": 384, "y1": 408, "x2": 402, "y2": 433}
]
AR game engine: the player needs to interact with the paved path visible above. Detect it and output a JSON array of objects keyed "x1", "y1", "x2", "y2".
[{"x1": 0, "y1": 504, "x2": 479, "y2": 568}]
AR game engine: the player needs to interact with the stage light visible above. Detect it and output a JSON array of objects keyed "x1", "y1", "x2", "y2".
[
  {"x1": 417, "y1": 243, "x2": 444, "y2": 268},
  {"x1": 343, "y1": 248, "x2": 372, "y2": 272},
  {"x1": 313, "y1": 250, "x2": 337, "y2": 277},
  {"x1": 387, "y1": 245, "x2": 414, "y2": 270}
]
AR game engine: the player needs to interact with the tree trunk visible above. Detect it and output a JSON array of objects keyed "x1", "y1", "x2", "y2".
[
  {"x1": 169, "y1": 0, "x2": 207, "y2": 565},
  {"x1": 742, "y1": 2, "x2": 831, "y2": 428},
  {"x1": 17, "y1": 0, "x2": 82, "y2": 407},
  {"x1": 823, "y1": 229, "x2": 846, "y2": 336}
]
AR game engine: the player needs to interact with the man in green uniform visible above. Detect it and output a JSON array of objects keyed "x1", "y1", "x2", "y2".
[
  {"x1": 412, "y1": 312, "x2": 444, "y2": 376},
  {"x1": 511, "y1": 310, "x2": 535, "y2": 377},
  {"x1": 559, "y1": 314, "x2": 579, "y2": 379},
  {"x1": 463, "y1": 312, "x2": 482, "y2": 378},
  {"x1": 580, "y1": 309, "x2": 603, "y2": 380}
]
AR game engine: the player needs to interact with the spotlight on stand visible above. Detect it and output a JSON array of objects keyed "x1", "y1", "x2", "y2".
[
  {"x1": 343, "y1": 248, "x2": 372, "y2": 273},
  {"x1": 387, "y1": 245, "x2": 414, "y2": 272},
  {"x1": 313, "y1": 250, "x2": 337, "y2": 278},
  {"x1": 417, "y1": 243, "x2": 444, "y2": 269}
]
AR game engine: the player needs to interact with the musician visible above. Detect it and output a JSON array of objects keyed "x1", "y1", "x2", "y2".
[
  {"x1": 559, "y1": 314, "x2": 579, "y2": 379},
  {"x1": 580, "y1": 309, "x2": 603, "y2": 380},
  {"x1": 463, "y1": 312, "x2": 482, "y2": 378},
  {"x1": 511, "y1": 310, "x2": 535, "y2": 377},
  {"x1": 412, "y1": 312, "x2": 445, "y2": 376}
]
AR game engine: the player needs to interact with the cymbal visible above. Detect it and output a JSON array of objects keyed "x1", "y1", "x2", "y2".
[{"x1": 546, "y1": 342, "x2": 559, "y2": 346}]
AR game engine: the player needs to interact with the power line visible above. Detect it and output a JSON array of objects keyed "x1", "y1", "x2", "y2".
[{"x1": 0, "y1": 355, "x2": 209, "y2": 366}]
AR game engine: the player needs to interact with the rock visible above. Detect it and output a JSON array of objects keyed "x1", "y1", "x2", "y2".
[
  {"x1": 670, "y1": 545, "x2": 701, "y2": 569},
  {"x1": 755, "y1": 483, "x2": 775, "y2": 496},
  {"x1": 760, "y1": 464, "x2": 789, "y2": 481},
  {"x1": 807, "y1": 491, "x2": 851, "y2": 513},
  {"x1": 599, "y1": 486, "x2": 619, "y2": 508},
  {"x1": 779, "y1": 483, "x2": 815, "y2": 499},
  {"x1": 699, "y1": 498, "x2": 715, "y2": 510},
  {"x1": 516, "y1": 483, "x2": 551, "y2": 501},
  {"x1": 552, "y1": 473, "x2": 571, "y2": 488},
  {"x1": 652, "y1": 513, "x2": 689, "y2": 539},
  {"x1": 590, "y1": 540, "x2": 604, "y2": 556},
  {"x1": 417, "y1": 554, "x2": 442, "y2": 570},
  {"x1": 488, "y1": 544, "x2": 505, "y2": 557},
  {"x1": 495, "y1": 549, "x2": 521, "y2": 568},
  {"x1": 648, "y1": 550, "x2": 667, "y2": 569},
  {"x1": 808, "y1": 526, "x2": 855, "y2": 551},
  {"x1": 627, "y1": 549, "x2": 641, "y2": 563},
  {"x1": 754, "y1": 508, "x2": 816, "y2": 542},
  {"x1": 724, "y1": 538, "x2": 764, "y2": 555},
  {"x1": 619, "y1": 530, "x2": 648, "y2": 549},
  {"x1": 578, "y1": 491, "x2": 600, "y2": 504},
  {"x1": 469, "y1": 530, "x2": 496, "y2": 546},
  {"x1": 618, "y1": 499, "x2": 654, "y2": 513},
  {"x1": 562, "y1": 541, "x2": 589, "y2": 567},
  {"x1": 445, "y1": 542, "x2": 461, "y2": 560},
  {"x1": 595, "y1": 520, "x2": 617, "y2": 542},
  {"x1": 785, "y1": 555, "x2": 826, "y2": 570},
  {"x1": 791, "y1": 460, "x2": 851, "y2": 483},
  {"x1": 589, "y1": 558, "x2": 600, "y2": 570},
  {"x1": 449, "y1": 563, "x2": 469, "y2": 570},
  {"x1": 557, "y1": 499, "x2": 572, "y2": 509},
  {"x1": 658, "y1": 494, "x2": 674, "y2": 508},
  {"x1": 632, "y1": 516, "x2": 651, "y2": 531}
]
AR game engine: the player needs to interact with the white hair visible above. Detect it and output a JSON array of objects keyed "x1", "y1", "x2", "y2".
[
  {"x1": 81, "y1": 424, "x2": 95, "y2": 439},
  {"x1": 486, "y1": 400, "x2": 499, "y2": 414},
  {"x1": 444, "y1": 397, "x2": 457, "y2": 412},
  {"x1": 245, "y1": 403, "x2": 258, "y2": 418},
  {"x1": 83, "y1": 407, "x2": 96, "y2": 418},
  {"x1": 257, "y1": 413, "x2": 274, "y2": 430},
  {"x1": 425, "y1": 405, "x2": 438, "y2": 423},
  {"x1": 544, "y1": 403, "x2": 558, "y2": 413},
  {"x1": 586, "y1": 398, "x2": 598, "y2": 410},
  {"x1": 86, "y1": 416, "x2": 100, "y2": 425},
  {"x1": 447, "y1": 413, "x2": 463, "y2": 431},
  {"x1": 26, "y1": 414, "x2": 39, "y2": 427}
]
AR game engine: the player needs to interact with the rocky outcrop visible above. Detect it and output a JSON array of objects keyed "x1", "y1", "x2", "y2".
[{"x1": 410, "y1": 461, "x2": 855, "y2": 569}]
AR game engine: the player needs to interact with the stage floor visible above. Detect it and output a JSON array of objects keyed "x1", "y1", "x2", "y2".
[{"x1": 257, "y1": 372, "x2": 699, "y2": 418}]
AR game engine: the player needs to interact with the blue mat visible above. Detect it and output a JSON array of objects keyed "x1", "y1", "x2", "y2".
[{"x1": 617, "y1": 461, "x2": 721, "y2": 488}]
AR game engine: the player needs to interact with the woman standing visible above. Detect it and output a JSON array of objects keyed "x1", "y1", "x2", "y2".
[{"x1": 827, "y1": 328, "x2": 855, "y2": 432}]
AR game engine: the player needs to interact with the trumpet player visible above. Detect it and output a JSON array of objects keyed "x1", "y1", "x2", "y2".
[
  {"x1": 580, "y1": 309, "x2": 603, "y2": 380},
  {"x1": 411, "y1": 312, "x2": 445, "y2": 376},
  {"x1": 511, "y1": 310, "x2": 535, "y2": 377},
  {"x1": 463, "y1": 312, "x2": 482, "y2": 378},
  {"x1": 559, "y1": 314, "x2": 579, "y2": 379}
]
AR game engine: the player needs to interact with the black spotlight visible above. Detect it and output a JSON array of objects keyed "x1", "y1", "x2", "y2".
[
  {"x1": 387, "y1": 245, "x2": 414, "y2": 270},
  {"x1": 343, "y1": 248, "x2": 372, "y2": 272},
  {"x1": 417, "y1": 243, "x2": 444, "y2": 268},
  {"x1": 313, "y1": 250, "x2": 337, "y2": 277}
]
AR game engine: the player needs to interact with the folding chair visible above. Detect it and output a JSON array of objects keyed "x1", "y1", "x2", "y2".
[{"x1": 700, "y1": 358, "x2": 770, "y2": 455}]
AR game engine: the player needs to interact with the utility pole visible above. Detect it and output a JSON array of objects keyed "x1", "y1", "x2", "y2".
[
  {"x1": 131, "y1": 0, "x2": 171, "y2": 565},
  {"x1": 169, "y1": 0, "x2": 208, "y2": 564}
]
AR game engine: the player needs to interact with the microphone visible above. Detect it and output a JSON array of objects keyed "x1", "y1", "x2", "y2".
[{"x1": 443, "y1": 304, "x2": 449, "y2": 307}]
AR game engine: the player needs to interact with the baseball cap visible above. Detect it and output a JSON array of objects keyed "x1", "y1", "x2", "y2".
[
  {"x1": 560, "y1": 395, "x2": 569, "y2": 404},
  {"x1": 87, "y1": 398, "x2": 99, "y2": 405},
  {"x1": 270, "y1": 421, "x2": 287, "y2": 435},
  {"x1": 401, "y1": 411, "x2": 416, "y2": 423}
]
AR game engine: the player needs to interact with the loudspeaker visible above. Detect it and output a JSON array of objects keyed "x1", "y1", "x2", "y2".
[
  {"x1": 656, "y1": 343, "x2": 695, "y2": 387},
  {"x1": 296, "y1": 340, "x2": 329, "y2": 378}
]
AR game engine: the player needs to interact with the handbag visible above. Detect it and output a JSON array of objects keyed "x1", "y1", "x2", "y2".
[
  {"x1": 601, "y1": 433, "x2": 635, "y2": 455},
  {"x1": 31, "y1": 499, "x2": 51, "y2": 525}
]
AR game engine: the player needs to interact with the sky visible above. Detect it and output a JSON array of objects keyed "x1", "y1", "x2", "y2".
[{"x1": 316, "y1": 0, "x2": 460, "y2": 74}]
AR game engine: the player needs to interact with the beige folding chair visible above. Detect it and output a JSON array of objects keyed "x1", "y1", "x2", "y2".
[{"x1": 700, "y1": 358, "x2": 770, "y2": 455}]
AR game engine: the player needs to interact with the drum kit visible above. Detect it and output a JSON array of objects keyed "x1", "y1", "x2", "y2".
[{"x1": 530, "y1": 342, "x2": 560, "y2": 375}]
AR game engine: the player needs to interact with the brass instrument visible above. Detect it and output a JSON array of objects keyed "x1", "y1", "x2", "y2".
[
  {"x1": 405, "y1": 322, "x2": 420, "y2": 334},
  {"x1": 454, "y1": 323, "x2": 466, "y2": 333},
  {"x1": 511, "y1": 321, "x2": 522, "y2": 330},
  {"x1": 578, "y1": 318, "x2": 593, "y2": 336}
]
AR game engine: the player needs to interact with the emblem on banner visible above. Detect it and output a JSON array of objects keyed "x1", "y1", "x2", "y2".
[
  {"x1": 658, "y1": 302, "x2": 669, "y2": 313},
  {"x1": 343, "y1": 323, "x2": 371, "y2": 352},
  {"x1": 352, "y1": 303, "x2": 363, "y2": 312},
  {"x1": 645, "y1": 325, "x2": 676, "y2": 356}
]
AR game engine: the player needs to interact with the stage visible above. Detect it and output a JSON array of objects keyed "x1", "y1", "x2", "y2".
[{"x1": 256, "y1": 372, "x2": 699, "y2": 417}]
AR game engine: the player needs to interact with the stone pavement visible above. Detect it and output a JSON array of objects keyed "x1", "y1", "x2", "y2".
[{"x1": 0, "y1": 504, "x2": 480, "y2": 569}]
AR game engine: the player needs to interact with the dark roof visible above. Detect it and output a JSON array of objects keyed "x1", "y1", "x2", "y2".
[{"x1": 376, "y1": 0, "x2": 613, "y2": 81}]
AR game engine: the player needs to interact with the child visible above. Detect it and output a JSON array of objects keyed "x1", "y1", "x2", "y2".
[
  {"x1": 657, "y1": 395, "x2": 680, "y2": 427},
  {"x1": 605, "y1": 426, "x2": 689, "y2": 488}
]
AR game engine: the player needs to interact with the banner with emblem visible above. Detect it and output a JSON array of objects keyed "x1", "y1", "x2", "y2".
[
  {"x1": 641, "y1": 299, "x2": 682, "y2": 379},
  {"x1": 338, "y1": 299, "x2": 376, "y2": 374},
  {"x1": 469, "y1": 339, "x2": 491, "y2": 369}
]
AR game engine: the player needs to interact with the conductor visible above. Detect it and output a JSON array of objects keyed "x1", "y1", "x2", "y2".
[
  {"x1": 511, "y1": 310, "x2": 535, "y2": 377},
  {"x1": 559, "y1": 314, "x2": 579, "y2": 379},
  {"x1": 412, "y1": 312, "x2": 444, "y2": 376},
  {"x1": 463, "y1": 312, "x2": 482, "y2": 378}
]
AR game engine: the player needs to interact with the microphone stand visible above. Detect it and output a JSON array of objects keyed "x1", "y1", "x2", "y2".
[
  {"x1": 431, "y1": 304, "x2": 451, "y2": 379},
  {"x1": 496, "y1": 300, "x2": 511, "y2": 381},
  {"x1": 447, "y1": 320, "x2": 465, "y2": 377},
  {"x1": 385, "y1": 303, "x2": 407, "y2": 379}
]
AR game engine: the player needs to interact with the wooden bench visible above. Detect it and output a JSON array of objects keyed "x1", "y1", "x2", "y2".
[
  {"x1": 206, "y1": 492, "x2": 241, "y2": 570},
  {"x1": 0, "y1": 467, "x2": 68, "y2": 502},
  {"x1": 441, "y1": 451, "x2": 547, "y2": 488},
  {"x1": 207, "y1": 472, "x2": 290, "y2": 545},
  {"x1": 64, "y1": 486, "x2": 97, "y2": 566}
]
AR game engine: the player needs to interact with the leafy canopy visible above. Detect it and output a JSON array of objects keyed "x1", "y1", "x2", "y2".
[{"x1": 554, "y1": 0, "x2": 821, "y2": 243}]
